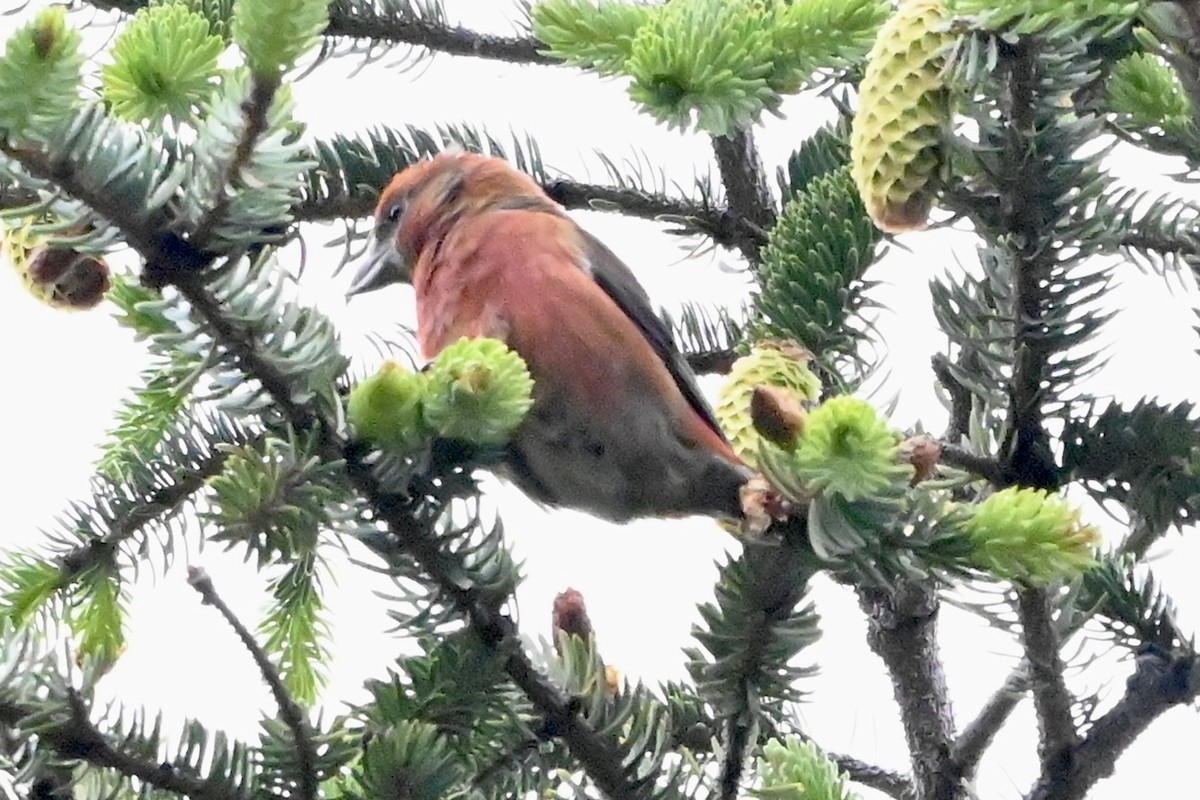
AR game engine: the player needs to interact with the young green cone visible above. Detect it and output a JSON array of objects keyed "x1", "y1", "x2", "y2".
[
  {"x1": 422, "y1": 337, "x2": 534, "y2": 447},
  {"x1": 347, "y1": 361, "x2": 428, "y2": 453},
  {"x1": 964, "y1": 487, "x2": 1099, "y2": 583}
]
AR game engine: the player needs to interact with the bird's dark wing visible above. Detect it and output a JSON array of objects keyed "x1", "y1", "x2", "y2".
[{"x1": 576, "y1": 228, "x2": 728, "y2": 440}]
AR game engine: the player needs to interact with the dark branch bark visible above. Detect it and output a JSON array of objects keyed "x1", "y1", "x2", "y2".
[
  {"x1": 1025, "y1": 649, "x2": 1200, "y2": 800},
  {"x1": 684, "y1": 348, "x2": 737, "y2": 376},
  {"x1": 829, "y1": 752, "x2": 914, "y2": 800},
  {"x1": 85, "y1": 0, "x2": 554, "y2": 65},
  {"x1": 0, "y1": 180, "x2": 39, "y2": 211},
  {"x1": 858, "y1": 583, "x2": 964, "y2": 800},
  {"x1": 931, "y1": 354, "x2": 973, "y2": 444},
  {"x1": 295, "y1": 177, "x2": 768, "y2": 252},
  {"x1": 56, "y1": 444, "x2": 239, "y2": 585},
  {"x1": 938, "y1": 443, "x2": 1005, "y2": 485},
  {"x1": 188, "y1": 567, "x2": 319, "y2": 800},
  {"x1": 326, "y1": 9, "x2": 554, "y2": 65},
  {"x1": 951, "y1": 668, "x2": 1029, "y2": 780},
  {"x1": 543, "y1": 178, "x2": 769, "y2": 252},
  {"x1": 1016, "y1": 587, "x2": 1078, "y2": 790},
  {"x1": 710, "y1": 128, "x2": 776, "y2": 262},
  {"x1": 998, "y1": 39, "x2": 1060, "y2": 492},
  {"x1": 0, "y1": 695, "x2": 241, "y2": 800}
]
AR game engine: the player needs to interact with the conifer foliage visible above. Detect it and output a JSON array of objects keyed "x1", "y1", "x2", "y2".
[{"x1": 1, "y1": 2, "x2": 1198, "y2": 800}]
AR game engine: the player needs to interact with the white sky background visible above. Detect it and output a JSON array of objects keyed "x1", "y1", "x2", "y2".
[{"x1": 3, "y1": 1, "x2": 1200, "y2": 797}]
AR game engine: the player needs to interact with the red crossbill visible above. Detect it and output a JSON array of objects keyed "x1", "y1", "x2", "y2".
[{"x1": 346, "y1": 152, "x2": 753, "y2": 523}]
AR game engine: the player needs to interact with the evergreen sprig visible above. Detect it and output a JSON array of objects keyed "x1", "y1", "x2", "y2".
[
  {"x1": 1062, "y1": 399, "x2": 1200, "y2": 539},
  {"x1": 753, "y1": 165, "x2": 882, "y2": 386}
]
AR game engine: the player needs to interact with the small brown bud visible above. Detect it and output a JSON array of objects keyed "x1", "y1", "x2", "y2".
[
  {"x1": 26, "y1": 245, "x2": 111, "y2": 310},
  {"x1": 551, "y1": 588, "x2": 592, "y2": 655},
  {"x1": 901, "y1": 434, "x2": 942, "y2": 486},
  {"x1": 750, "y1": 385, "x2": 808, "y2": 450},
  {"x1": 604, "y1": 664, "x2": 621, "y2": 696}
]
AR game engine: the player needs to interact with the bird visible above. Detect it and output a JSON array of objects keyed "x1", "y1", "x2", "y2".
[{"x1": 345, "y1": 151, "x2": 754, "y2": 524}]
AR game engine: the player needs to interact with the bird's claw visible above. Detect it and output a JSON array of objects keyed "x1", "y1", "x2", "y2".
[{"x1": 738, "y1": 475, "x2": 794, "y2": 541}]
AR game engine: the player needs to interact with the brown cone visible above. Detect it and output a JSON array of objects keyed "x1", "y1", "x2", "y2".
[{"x1": 551, "y1": 588, "x2": 592, "y2": 655}]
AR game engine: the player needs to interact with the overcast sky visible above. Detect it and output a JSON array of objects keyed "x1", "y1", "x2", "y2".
[{"x1": 3, "y1": 2, "x2": 1200, "y2": 797}]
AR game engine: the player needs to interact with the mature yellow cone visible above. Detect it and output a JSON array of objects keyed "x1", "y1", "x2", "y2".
[
  {"x1": 715, "y1": 340, "x2": 821, "y2": 470},
  {"x1": 850, "y1": 0, "x2": 954, "y2": 232}
]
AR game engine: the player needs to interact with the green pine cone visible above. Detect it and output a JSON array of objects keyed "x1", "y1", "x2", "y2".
[
  {"x1": 850, "y1": 0, "x2": 953, "y2": 232},
  {"x1": 348, "y1": 361, "x2": 429, "y2": 453},
  {"x1": 423, "y1": 337, "x2": 534, "y2": 447},
  {"x1": 964, "y1": 487, "x2": 1099, "y2": 583},
  {"x1": 102, "y1": 3, "x2": 224, "y2": 124},
  {"x1": 756, "y1": 737, "x2": 853, "y2": 800},
  {"x1": 790, "y1": 395, "x2": 905, "y2": 501},
  {"x1": 715, "y1": 341, "x2": 822, "y2": 469},
  {"x1": 625, "y1": 0, "x2": 780, "y2": 135}
]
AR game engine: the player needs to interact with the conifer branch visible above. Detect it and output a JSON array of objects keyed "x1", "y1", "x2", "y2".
[
  {"x1": 0, "y1": 694, "x2": 240, "y2": 800},
  {"x1": 999, "y1": 39, "x2": 1060, "y2": 492},
  {"x1": 858, "y1": 583, "x2": 963, "y2": 800},
  {"x1": 292, "y1": 175, "x2": 767, "y2": 253},
  {"x1": 0, "y1": 179, "x2": 38, "y2": 210},
  {"x1": 684, "y1": 348, "x2": 738, "y2": 376},
  {"x1": 931, "y1": 353, "x2": 972, "y2": 444},
  {"x1": 938, "y1": 444, "x2": 1005, "y2": 485},
  {"x1": 828, "y1": 752, "x2": 914, "y2": 800},
  {"x1": 87, "y1": 0, "x2": 555, "y2": 65},
  {"x1": 543, "y1": 178, "x2": 769, "y2": 252},
  {"x1": 326, "y1": 7, "x2": 554, "y2": 65},
  {"x1": 1015, "y1": 586, "x2": 1077, "y2": 787},
  {"x1": 710, "y1": 128, "x2": 776, "y2": 261},
  {"x1": 51, "y1": 445, "x2": 238, "y2": 587},
  {"x1": 0, "y1": 142, "x2": 204, "y2": 274},
  {"x1": 187, "y1": 566, "x2": 319, "y2": 800},
  {"x1": 189, "y1": 75, "x2": 282, "y2": 251},
  {"x1": 1024, "y1": 649, "x2": 1200, "y2": 800},
  {"x1": 950, "y1": 669, "x2": 1027, "y2": 781},
  {"x1": 951, "y1": 530, "x2": 1163, "y2": 777}
]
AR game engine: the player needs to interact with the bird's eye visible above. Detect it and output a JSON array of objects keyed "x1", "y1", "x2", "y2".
[{"x1": 386, "y1": 202, "x2": 404, "y2": 223}]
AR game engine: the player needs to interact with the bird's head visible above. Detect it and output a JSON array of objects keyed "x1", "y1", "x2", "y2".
[{"x1": 345, "y1": 151, "x2": 551, "y2": 298}]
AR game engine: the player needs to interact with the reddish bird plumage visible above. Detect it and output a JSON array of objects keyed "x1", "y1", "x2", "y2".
[{"x1": 347, "y1": 152, "x2": 752, "y2": 522}]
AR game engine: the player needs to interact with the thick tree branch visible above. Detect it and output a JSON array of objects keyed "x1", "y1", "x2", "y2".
[
  {"x1": 189, "y1": 76, "x2": 281, "y2": 250},
  {"x1": 951, "y1": 525, "x2": 1171, "y2": 778},
  {"x1": 999, "y1": 39, "x2": 1059, "y2": 492},
  {"x1": 829, "y1": 752, "x2": 914, "y2": 800},
  {"x1": 710, "y1": 128, "x2": 776, "y2": 262},
  {"x1": 712, "y1": 534, "x2": 816, "y2": 800},
  {"x1": 0, "y1": 180, "x2": 39, "y2": 211},
  {"x1": 1025, "y1": 649, "x2": 1200, "y2": 800},
  {"x1": 188, "y1": 567, "x2": 319, "y2": 800},
  {"x1": 544, "y1": 178, "x2": 769, "y2": 252},
  {"x1": 0, "y1": 695, "x2": 240, "y2": 800},
  {"x1": 858, "y1": 583, "x2": 963, "y2": 800},
  {"x1": 684, "y1": 347, "x2": 737, "y2": 376},
  {"x1": 86, "y1": 0, "x2": 554, "y2": 65},
  {"x1": 938, "y1": 443, "x2": 1005, "y2": 485},
  {"x1": 1016, "y1": 587, "x2": 1078, "y2": 790},
  {"x1": 931, "y1": 353, "x2": 972, "y2": 445},
  {"x1": 950, "y1": 668, "x2": 1028, "y2": 779},
  {"x1": 294, "y1": 176, "x2": 768, "y2": 252}
]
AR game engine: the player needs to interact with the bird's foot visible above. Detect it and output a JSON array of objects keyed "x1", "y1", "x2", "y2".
[{"x1": 738, "y1": 475, "x2": 795, "y2": 541}]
